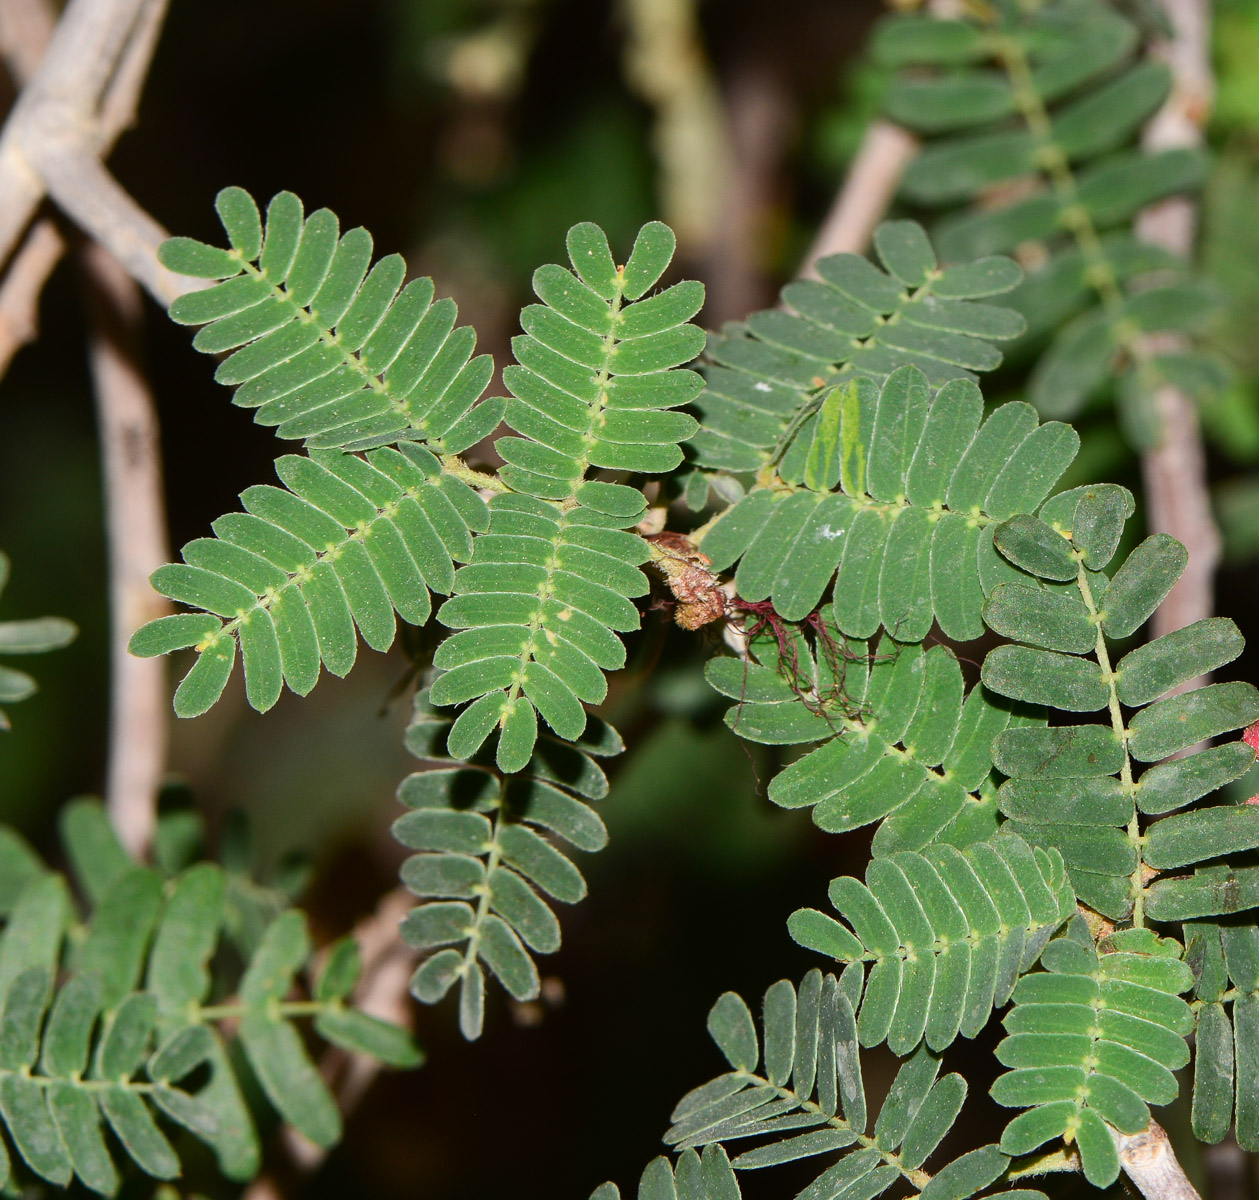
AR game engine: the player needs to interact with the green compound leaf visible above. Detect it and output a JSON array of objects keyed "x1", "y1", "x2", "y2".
[
  {"x1": 396, "y1": 693, "x2": 615, "y2": 1039},
  {"x1": 993, "y1": 927, "x2": 1193, "y2": 1187},
  {"x1": 707, "y1": 628, "x2": 1040, "y2": 853},
  {"x1": 164, "y1": 188, "x2": 500, "y2": 452},
  {"x1": 0, "y1": 811, "x2": 419, "y2": 1193},
  {"x1": 134, "y1": 447, "x2": 488, "y2": 716},
  {"x1": 429, "y1": 221, "x2": 703, "y2": 765},
  {"x1": 0, "y1": 549, "x2": 76, "y2": 731},
  {"x1": 592, "y1": 972, "x2": 1039, "y2": 1200},
  {"x1": 691, "y1": 220, "x2": 1025, "y2": 474},
  {"x1": 699, "y1": 360, "x2": 1078, "y2": 644},
  {"x1": 873, "y1": 0, "x2": 1224, "y2": 444},
  {"x1": 789, "y1": 832, "x2": 1074, "y2": 1053},
  {"x1": 982, "y1": 483, "x2": 1258, "y2": 919}
]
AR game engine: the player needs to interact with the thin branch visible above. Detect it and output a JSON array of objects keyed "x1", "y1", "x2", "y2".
[
  {"x1": 95, "y1": 0, "x2": 166, "y2": 139},
  {"x1": 1111, "y1": 1121, "x2": 1204, "y2": 1200},
  {"x1": 1136, "y1": 0, "x2": 1219, "y2": 640},
  {"x1": 0, "y1": 0, "x2": 174, "y2": 852},
  {"x1": 0, "y1": 0, "x2": 194, "y2": 307},
  {"x1": 0, "y1": 0, "x2": 56, "y2": 82},
  {"x1": 81, "y1": 239, "x2": 169, "y2": 859},
  {"x1": 0, "y1": 0, "x2": 184, "y2": 379},
  {"x1": 32, "y1": 132, "x2": 182, "y2": 302},
  {"x1": 799, "y1": 119, "x2": 919, "y2": 276},
  {"x1": 0, "y1": 213, "x2": 63, "y2": 373},
  {"x1": 622, "y1": 0, "x2": 734, "y2": 253}
]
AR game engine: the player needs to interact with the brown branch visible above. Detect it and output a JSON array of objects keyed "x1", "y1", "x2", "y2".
[
  {"x1": 799, "y1": 119, "x2": 919, "y2": 276},
  {"x1": 1111, "y1": 1121, "x2": 1204, "y2": 1200},
  {"x1": 0, "y1": 0, "x2": 55, "y2": 82},
  {"x1": 33, "y1": 133, "x2": 182, "y2": 301},
  {"x1": 1135, "y1": 0, "x2": 1219, "y2": 639},
  {"x1": 81, "y1": 239, "x2": 169, "y2": 858}
]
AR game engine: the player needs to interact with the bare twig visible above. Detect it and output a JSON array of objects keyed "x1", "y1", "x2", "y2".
[
  {"x1": 0, "y1": 0, "x2": 188, "y2": 379},
  {"x1": 81, "y1": 240, "x2": 168, "y2": 858},
  {"x1": 0, "y1": 0, "x2": 55, "y2": 82},
  {"x1": 0, "y1": 0, "x2": 195, "y2": 307},
  {"x1": 1111, "y1": 1121, "x2": 1204, "y2": 1200},
  {"x1": 0, "y1": 0, "x2": 175, "y2": 852},
  {"x1": 799, "y1": 120, "x2": 919, "y2": 275},
  {"x1": 36, "y1": 138, "x2": 180, "y2": 300},
  {"x1": 1136, "y1": 0, "x2": 1219, "y2": 639},
  {"x1": 0, "y1": 213, "x2": 63, "y2": 373}
]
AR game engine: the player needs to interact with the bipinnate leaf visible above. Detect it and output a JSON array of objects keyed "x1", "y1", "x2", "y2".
[
  {"x1": 700, "y1": 362, "x2": 1077, "y2": 645},
  {"x1": 612, "y1": 972, "x2": 1039, "y2": 1200},
  {"x1": 993, "y1": 927, "x2": 1193, "y2": 1185},
  {"x1": 872, "y1": 0, "x2": 1224, "y2": 442}
]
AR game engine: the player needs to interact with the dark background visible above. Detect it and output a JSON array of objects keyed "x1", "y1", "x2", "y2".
[{"x1": 2, "y1": 0, "x2": 1259, "y2": 1195}]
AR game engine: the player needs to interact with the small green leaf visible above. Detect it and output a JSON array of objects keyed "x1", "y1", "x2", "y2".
[
  {"x1": 216, "y1": 186, "x2": 264, "y2": 259},
  {"x1": 314, "y1": 1008, "x2": 424, "y2": 1068},
  {"x1": 707, "y1": 992, "x2": 759, "y2": 1071},
  {"x1": 622, "y1": 221, "x2": 677, "y2": 300},
  {"x1": 993, "y1": 725, "x2": 1124, "y2": 778},
  {"x1": 157, "y1": 237, "x2": 241, "y2": 279},
  {"x1": 1116, "y1": 618, "x2": 1244, "y2": 707},
  {"x1": 992, "y1": 515, "x2": 1078, "y2": 581},
  {"x1": 1128, "y1": 682, "x2": 1259, "y2": 761},
  {"x1": 874, "y1": 221, "x2": 937, "y2": 288},
  {"x1": 1100, "y1": 534, "x2": 1187, "y2": 639},
  {"x1": 239, "y1": 1013, "x2": 341, "y2": 1146},
  {"x1": 566, "y1": 223, "x2": 619, "y2": 300},
  {"x1": 315, "y1": 937, "x2": 362, "y2": 1001},
  {"x1": 982, "y1": 646, "x2": 1108, "y2": 711}
]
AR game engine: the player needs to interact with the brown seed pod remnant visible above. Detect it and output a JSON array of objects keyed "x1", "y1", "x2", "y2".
[{"x1": 643, "y1": 532, "x2": 726, "y2": 631}]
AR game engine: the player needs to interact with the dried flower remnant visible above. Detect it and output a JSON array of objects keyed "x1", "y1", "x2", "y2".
[{"x1": 644, "y1": 532, "x2": 726, "y2": 630}]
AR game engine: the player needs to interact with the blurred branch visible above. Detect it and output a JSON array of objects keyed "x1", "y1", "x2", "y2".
[
  {"x1": 0, "y1": 214, "x2": 63, "y2": 373},
  {"x1": 81, "y1": 239, "x2": 168, "y2": 859},
  {"x1": 243, "y1": 889, "x2": 419, "y2": 1197},
  {"x1": 799, "y1": 120, "x2": 919, "y2": 275},
  {"x1": 622, "y1": 0, "x2": 733, "y2": 254},
  {"x1": 1136, "y1": 0, "x2": 1219, "y2": 639},
  {"x1": 0, "y1": 0, "x2": 172, "y2": 854},
  {"x1": 0, "y1": 0, "x2": 54, "y2": 80},
  {"x1": 1111, "y1": 1122, "x2": 1203, "y2": 1200},
  {"x1": 0, "y1": 0, "x2": 195, "y2": 311}
]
